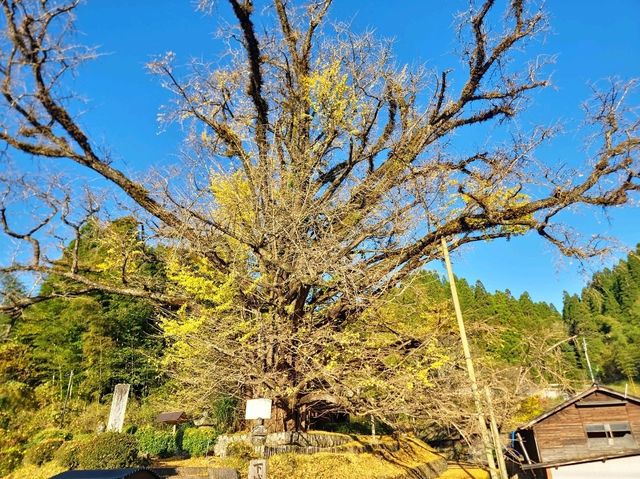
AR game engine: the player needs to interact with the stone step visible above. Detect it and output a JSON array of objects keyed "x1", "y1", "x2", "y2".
[
  {"x1": 151, "y1": 467, "x2": 209, "y2": 477},
  {"x1": 152, "y1": 467, "x2": 239, "y2": 479}
]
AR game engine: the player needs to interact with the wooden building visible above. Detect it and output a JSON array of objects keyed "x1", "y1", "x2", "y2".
[{"x1": 512, "y1": 384, "x2": 640, "y2": 478}]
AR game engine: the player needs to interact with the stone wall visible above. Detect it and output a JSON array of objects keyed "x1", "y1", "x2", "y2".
[
  {"x1": 214, "y1": 431, "x2": 372, "y2": 457},
  {"x1": 212, "y1": 433, "x2": 447, "y2": 479},
  {"x1": 214, "y1": 433, "x2": 251, "y2": 457}
]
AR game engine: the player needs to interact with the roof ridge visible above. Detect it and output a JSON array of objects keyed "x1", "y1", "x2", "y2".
[{"x1": 517, "y1": 384, "x2": 640, "y2": 430}]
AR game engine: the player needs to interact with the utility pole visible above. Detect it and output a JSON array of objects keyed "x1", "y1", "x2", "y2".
[
  {"x1": 484, "y1": 386, "x2": 509, "y2": 479},
  {"x1": 441, "y1": 238, "x2": 498, "y2": 479},
  {"x1": 59, "y1": 369, "x2": 74, "y2": 428},
  {"x1": 582, "y1": 337, "x2": 595, "y2": 384}
]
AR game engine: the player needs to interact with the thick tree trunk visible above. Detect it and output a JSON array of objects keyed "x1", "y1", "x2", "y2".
[{"x1": 268, "y1": 399, "x2": 301, "y2": 432}]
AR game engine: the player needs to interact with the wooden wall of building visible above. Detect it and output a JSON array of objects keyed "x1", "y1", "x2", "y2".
[
  {"x1": 532, "y1": 392, "x2": 640, "y2": 463},
  {"x1": 627, "y1": 398, "x2": 640, "y2": 429}
]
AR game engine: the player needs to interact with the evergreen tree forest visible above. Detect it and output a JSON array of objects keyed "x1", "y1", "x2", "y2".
[
  {"x1": 563, "y1": 244, "x2": 640, "y2": 384},
  {"x1": 0, "y1": 220, "x2": 167, "y2": 475}
]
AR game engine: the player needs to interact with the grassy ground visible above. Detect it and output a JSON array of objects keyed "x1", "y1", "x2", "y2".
[
  {"x1": 155, "y1": 450, "x2": 491, "y2": 479},
  {"x1": 2, "y1": 435, "x2": 447, "y2": 479},
  {"x1": 265, "y1": 436, "x2": 444, "y2": 479},
  {"x1": 2, "y1": 461, "x2": 66, "y2": 479},
  {"x1": 154, "y1": 452, "x2": 488, "y2": 479},
  {"x1": 153, "y1": 435, "x2": 445, "y2": 479},
  {"x1": 437, "y1": 464, "x2": 489, "y2": 479},
  {"x1": 155, "y1": 454, "x2": 248, "y2": 474}
]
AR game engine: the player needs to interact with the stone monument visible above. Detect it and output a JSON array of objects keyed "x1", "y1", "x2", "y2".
[{"x1": 106, "y1": 383, "x2": 130, "y2": 432}]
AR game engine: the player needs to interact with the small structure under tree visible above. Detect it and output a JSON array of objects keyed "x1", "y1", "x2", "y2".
[{"x1": 156, "y1": 411, "x2": 189, "y2": 434}]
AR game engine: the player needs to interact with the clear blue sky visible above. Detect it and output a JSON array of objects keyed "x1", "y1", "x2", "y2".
[{"x1": 29, "y1": 1, "x2": 640, "y2": 308}]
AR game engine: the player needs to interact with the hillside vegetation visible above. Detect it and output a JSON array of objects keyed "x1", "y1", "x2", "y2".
[
  {"x1": 563, "y1": 244, "x2": 640, "y2": 383},
  {"x1": 1, "y1": 234, "x2": 639, "y2": 476}
]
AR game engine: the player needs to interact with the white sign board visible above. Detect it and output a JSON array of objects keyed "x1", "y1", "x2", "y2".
[
  {"x1": 245, "y1": 398, "x2": 272, "y2": 420},
  {"x1": 107, "y1": 383, "x2": 130, "y2": 432}
]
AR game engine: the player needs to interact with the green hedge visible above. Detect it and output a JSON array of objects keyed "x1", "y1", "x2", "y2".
[
  {"x1": 181, "y1": 427, "x2": 219, "y2": 457},
  {"x1": 54, "y1": 440, "x2": 84, "y2": 469},
  {"x1": 135, "y1": 427, "x2": 177, "y2": 458},
  {"x1": 24, "y1": 438, "x2": 64, "y2": 466},
  {"x1": 76, "y1": 432, "x2": 139, "y2": 469},
  {"x1": 226, "y1": 440, "x2": 255, "y2": 460},
  {"x1": 28, "y1": 428, "x2": 72, "y2": 446}
]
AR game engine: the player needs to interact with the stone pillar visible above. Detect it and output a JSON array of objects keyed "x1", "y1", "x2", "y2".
[
  {"x1": 248, "y1": 459, "x2": 268, "y2": 479},
  {"x1": 106, "y1": 383, "x2": 130, "y2": 432}
]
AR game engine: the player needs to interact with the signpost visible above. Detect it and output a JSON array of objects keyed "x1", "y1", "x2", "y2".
[
  {"x1": 245, "y1": 398, "x2": 272, "y2": 479},
  {"x1": 245, "y1": 398, "x2": 272, "y2": 442},
  {"x1": 245, "y1": 398, "x2": 272, "y2": 421},
  {"x1": 248, "y1": 459, "x2": 268, "y2": 479}
]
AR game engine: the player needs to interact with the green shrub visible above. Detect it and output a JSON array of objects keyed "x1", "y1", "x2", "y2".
[
  {"x1": 24, "y1": 438, "x2": 64, "y2": 465},
  {"x1": 0, "y1": 446, "x2": 23, "y2": 476},
  {"x1": 318, "y1": 417, "x2": 393, "y2": 435},
  {"x1": 28, "y1": 428, "x2": 72, "y2": 446},
  {"x1": 226, "y1": 440, "x2": 256, "y2": 460},
  {"x1": 210, "y1": 396, "x2": 239, "y2": 432},
  {"x1": 54, "y1": 440, "x2": 84, "y2": 469},
  {"x1": 66, "y1": 402, "x2": 109, "y2": 434},
  {"x1": 181, "y1": 427, "x2": 219, "y2": 457},
  {"x1": 125, "y1": 399, "x2": 163, "y2": 428},
  {"x1": 135, "y1": 427, "x2": 177, "y2": 458},
  {"x1": 0, "y1": 432, "x2": 24, "y2": 475},
  {"x1": 77, "y1": 432, "x2": 139, "y2": 469}
]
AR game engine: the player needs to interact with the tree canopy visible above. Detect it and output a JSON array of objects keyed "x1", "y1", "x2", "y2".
[
  {"x1": 0, "y1": 234, "x2": 574, "y2": 441},
  {"x1": 0, "y1": 0, "x2": 638, "y2": 431}
]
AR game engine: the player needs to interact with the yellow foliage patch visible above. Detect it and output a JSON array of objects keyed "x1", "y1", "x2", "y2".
[
  {"x1": 301, "y1": 60, "x2": 357, "y2": 130},
  {"x1": 268, "y1": 436, "x2": 443, "y2": 479},
  {"x1": 150, "y1": 435, "x2": 444, "y2": 479},
  {"x1": 2, "y1": 461, "x2": 65, "y2": 479},
  {"x1": 438, "y1": 464, "x2": 490, "y2": 479},
  {"x1": 210, "y1": 170, "x2": 255, "y2": 225}
]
